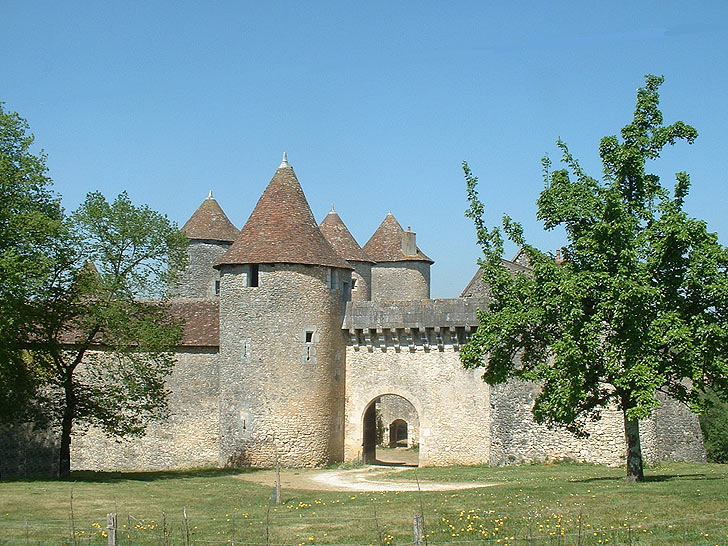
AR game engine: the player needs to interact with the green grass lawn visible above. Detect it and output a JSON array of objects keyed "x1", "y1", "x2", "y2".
[{"x1": 1, "y1": 462, "x2": 726, "y2": 545}]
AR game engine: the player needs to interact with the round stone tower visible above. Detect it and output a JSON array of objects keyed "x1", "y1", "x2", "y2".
[
  {"x1": 215, "y1": 154, "x2": 353, "y2": 467},
  {"x1": 319, "y1": 205, "x2": 375, "y2": 301},
  {"x1": 175, "y1": 192, "x2": 239, "y2": 299},
  {"x1": 363, "y1": 213, "x2": 434, "y2": 301}
]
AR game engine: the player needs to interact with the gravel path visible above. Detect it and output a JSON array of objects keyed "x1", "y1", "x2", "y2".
[{"x1": 237, "y1": 465, "x2": 495, "y2": 492}]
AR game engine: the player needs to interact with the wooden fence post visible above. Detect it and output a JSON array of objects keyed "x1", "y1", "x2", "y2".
[
  {"x1": 106, "y1": 513, "x2": 117, "y2": 546},
  {"x1": 183, "y1": 507, "x2": 191, "y2": 546},
  {"x1": 413, "y1": 513, "x2": 424, "y2": 546},
  {"x1": 274, "y1": 457, "x2": 281, "y2": 504}
]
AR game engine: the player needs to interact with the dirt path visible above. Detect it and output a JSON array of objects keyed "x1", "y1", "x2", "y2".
[{"x1": 237, "y1": 465, "x2": 495, "y2": 492}]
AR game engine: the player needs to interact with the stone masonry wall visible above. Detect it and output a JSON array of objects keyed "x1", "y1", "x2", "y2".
[
  {"x1": 482, "y1": 378, "x2": 705, "y2": 467},
  {"x1": 218, "y1": 263, "x2": 349, "y2": 468},
  {"x1": 173, "y1": 240, "x2": 230, "y2": 299},
  {"x1": 0, "y1": 423, "x2": 59, "y2": 478},
  {"x1": 378, "y1": 394, "x2": 419, "y2": 447},
  {"x1": 350, "y1": 261, "x2": 372, "y2": 302},
  {"x1": 651, "y1": 393, "x2": 706, "y2": 462},
  {"x1": 371, "y1": 261, "x2": 430, "y2": 301},
  {"x1": 488, "y1": 381, "x2": 627, "y2": 466},
  {"x1": 344, "y1": 299, "x2": 490, "y2": 465},
  {"x1": 70, "y1": 347, "x2": 220, "y2": 471}
]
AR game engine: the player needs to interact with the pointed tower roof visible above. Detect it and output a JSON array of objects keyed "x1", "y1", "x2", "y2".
[
  {"x1": 363, "y1": 213, "x2": 434, "y2": 263},
  {"x1": 319, "y1": 206, "x2": 375, "y2": 264},
  {"x1": 181, "y1": 192, "x2": 239, "y2": 242},
  {"x1": 216, "y1": 157, "x2": 352, "y2": 269}
]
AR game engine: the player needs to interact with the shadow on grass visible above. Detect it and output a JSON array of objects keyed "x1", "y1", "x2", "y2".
[
  {"x1": 3, "y1": 467, "x2": 258, "y2": 484},
  {"x1": 575, "y1": 473, "x2": 716, "y2": 483}
]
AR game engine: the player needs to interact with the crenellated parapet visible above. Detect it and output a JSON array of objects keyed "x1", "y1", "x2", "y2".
[{"x1": 343, "y1": 298, "x2": 487, "y2": 351}]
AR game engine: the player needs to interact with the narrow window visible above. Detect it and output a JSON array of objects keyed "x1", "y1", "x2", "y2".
[
  {"x1": 250, "y1": 264, "x2": 259, "y2": 287},
  {"x1": 214, "y1": 280, "x2": 221, "y2": 295},
  {"x1": 305, "y1": 331, "x2": 313, "y2": 343}
]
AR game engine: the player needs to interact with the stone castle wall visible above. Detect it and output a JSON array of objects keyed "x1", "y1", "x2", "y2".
[
  {"x1": 350, "y1": 261, "x2": 372, "y2": 302},
  {"x1": 344, "y1": 298, "x2": 706, "y2": 467},
  {"x1": 173, "y1": 240, "x2": 230, "y2": 298},
  {"x1": 217, "y1": 263, "x2": 350, "y2": 468},
  {"x1": 0, "y1": 422, "x2": 59, "y2": 478},
  {"x1": 378, "y1": 394, "x2": 419, "y2": 447},
  {"x1": 344, "y1": 299, "x2": 491, "y2": 466},
  {"x1": 371, "y1": 261, "x2": 430, "y2": 301},
  {"x1": 70, "y1": 347, "x2": 220, "y2": 471}
]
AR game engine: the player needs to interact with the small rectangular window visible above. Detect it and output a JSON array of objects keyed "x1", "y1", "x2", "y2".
[
  {"x1": 214, "y1": 280, "x2": 220, "y2": 295},
  {"x1": 250, "y1": 264, "x2": 259, "y2": 287},
  {"x1": 305, "y1": 331, "x2": 313, "y2": 343}
]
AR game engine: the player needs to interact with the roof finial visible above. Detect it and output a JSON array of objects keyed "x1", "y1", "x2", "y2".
[
  {"x1": 329, "y1": 203, "x2": 336, "y2": 214},
  {"x1": 207, "y1": 190, "x2": 213, "y2": 199},
  {"x1": 279, "y1": 152, "x2": 289, "y2": 169}
]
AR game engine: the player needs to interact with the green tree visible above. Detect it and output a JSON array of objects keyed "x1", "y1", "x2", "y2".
[
  {"x1": 461, "y1": 75, "x2": 728, "y2": 481},
  {"x1": 0, "y1": 104, "x2": 63, "y2": 419},
  {"x1": 26, "y1": 191, "x2": 189, "y2": 476},
  {"x1": 0, "y1": 105, "x2": 189, "y2": 476}
]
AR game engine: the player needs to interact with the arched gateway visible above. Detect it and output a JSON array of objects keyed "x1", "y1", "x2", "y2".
[{"x1": 361, "y1": 394, "x2": 420, "y2": 465}]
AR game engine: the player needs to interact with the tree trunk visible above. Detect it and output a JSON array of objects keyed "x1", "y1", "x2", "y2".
[
  {"x1": 59, "y1": 373, "x2": 76, "y2": 478},
  {"x1": 622, "y1": 408, "x2": 644, "y2": 482}
]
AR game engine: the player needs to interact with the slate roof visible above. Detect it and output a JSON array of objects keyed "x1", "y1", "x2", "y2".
[
  {"x1": 216, "y1": 164, "x2": 352, "y2": 269},
  {"x1": 363, "y1": 213, "x2": 434, "y2": 264},
  {"x1": 181, "y1": 194, "x2": 239, "y2": 242},
  {"x1": 319, "y1": 208, "x2": 375, "y2": 264}
]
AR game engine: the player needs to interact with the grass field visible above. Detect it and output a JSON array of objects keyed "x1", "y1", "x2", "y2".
[{"x1": 1, "y1": 462, "x2": 727, "y2": 545}]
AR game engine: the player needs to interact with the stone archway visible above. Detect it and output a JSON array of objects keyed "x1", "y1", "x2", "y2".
[
  {"x1": 361, "y1": 394, "x2": 419, "y2": 466},
  {"x1": 389, "y1": 418, "x2": 408, "y2": 447}
]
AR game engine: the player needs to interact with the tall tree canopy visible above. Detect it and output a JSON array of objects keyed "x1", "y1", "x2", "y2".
[
  {"x1": 0, "y1": 105, "x2": 189, "y2": 477},
  {"x1": 461, "y1": 75, "x2": 728, "y2": 481},
  {"x1": 0, "y1": 103, "x2": 63, "y2": 419}
]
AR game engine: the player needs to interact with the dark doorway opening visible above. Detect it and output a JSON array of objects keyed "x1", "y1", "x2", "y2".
[{"x1": 362, "y1": 395, "x2": 419, "y2": 466}]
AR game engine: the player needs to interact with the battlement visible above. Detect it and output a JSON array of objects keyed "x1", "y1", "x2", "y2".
[
  {"x1": 343, "y1": 297, "x2": 488, "y2": 329},
  {"x1": 343, "y1": 297, "x2": 488, "y2": 351}
]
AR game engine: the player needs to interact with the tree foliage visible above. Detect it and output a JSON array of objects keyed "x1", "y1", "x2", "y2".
[
  {"x1": 461, "y1": 75, "x2": 728, "y2": 481},
  {"x1": 0, "y1": 104, "x2": 189, "y2": 476},
  {"x1": 0, "y1": 103, "x2": 63, "y2": 419}
]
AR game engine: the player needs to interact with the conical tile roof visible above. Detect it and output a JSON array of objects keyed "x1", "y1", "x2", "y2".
[
  {"x1": 181, "y1": 193, "x2": 239, "y2": 242},
  {"x1": 363, "y1": 213, "x2": 434, "y2": 263},
  {"x1": 319, "y1": 207, "x2": 375, "y2": 264},
  {"x1": 216, "y1": 164, "x2": 352, "y2": 269}
]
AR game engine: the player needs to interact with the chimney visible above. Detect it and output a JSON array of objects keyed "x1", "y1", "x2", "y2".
[{"x1": 402, "y1": 226, "x2": 417, "y2": 257}]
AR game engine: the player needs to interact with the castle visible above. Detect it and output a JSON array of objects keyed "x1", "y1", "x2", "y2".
[{"x1": 2, "y1": 155, "x2": 707, "y2": 474}]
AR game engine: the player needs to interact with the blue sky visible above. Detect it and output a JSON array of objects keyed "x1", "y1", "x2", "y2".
[{"x1": 3, "y1": 1, "x2": 727, "y2": 297}]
